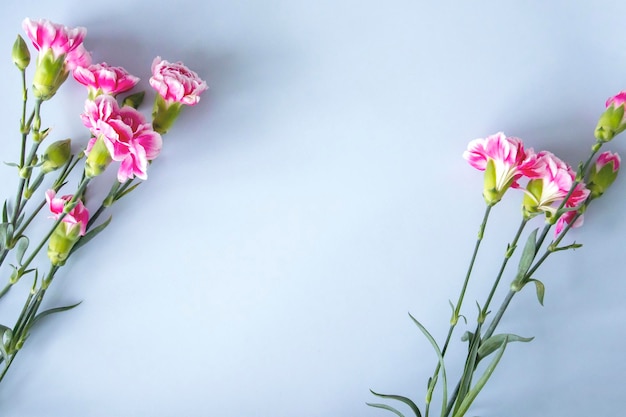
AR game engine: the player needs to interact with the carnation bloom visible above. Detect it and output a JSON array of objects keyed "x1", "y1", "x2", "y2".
[
  {"x1": 81, "y1": 95, "x2": 162, "y2": 182},
  {"x1": 522, "y1": 151, "x2": 590, "y2": 234},
  {"x1": 45, "y1": 190, "x2": 89, "y2": 236},
  {"x1": 463, "y1": 132, "x2": 542, "y2": 205},
  {"x1": 22, "y1": 18, "x2": 91, "y2": 100},
  {"x1": 149, "y1": 57, "x2": 208, "y2": 106},
  {"x1": 73, "y1": 62, "x2": 139, "y2": 98}
]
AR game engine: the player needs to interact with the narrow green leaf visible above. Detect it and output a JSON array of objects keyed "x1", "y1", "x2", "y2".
[
  {"x1": 370, "y1": 390, "x2": 422, "y2": 417},
  {"x1": 529, "y1": 279, "x2": 545, "y2": 306},
  {"x1": 408, "y1": 313, "x2": 448, "y2": 417},
  {"x1": 511, "y1": 228, "x2": 538, "y2": 290},
  {"x1": 114, "y1": 182, "x2": 141, "y2": 202},
  {"x1": 31, "y1": 301, "x2": 82, "y2": 329},
  {"x1": 454, "y1": 329, "x2": 481, "y2": 415},
  {"x1": 366, "y1": 403, "x2": 405, "y2": 417},
  {"x1": 477, "y1": 333, "x2": 534, "y2": 361},
  {"x1": 69, "y1": 216, "x2": 112, "y2": 255},
  {"x1": 551, "y1": 243, "x2": 583, "y2": 252},
  {"x1": 15, "y1": 236, "x2": 29, "y2": 265},
  {"x1": 452, "y1": 337, "x2": 508, "y2": 417},
  {"x1": 2, "y1": 201, "x2": 7, "y2": 223},
  {"x1": 3, "y1": 162, "x2": 19, "y2": 167}
]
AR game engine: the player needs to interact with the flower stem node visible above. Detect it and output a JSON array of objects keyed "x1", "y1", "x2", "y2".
[
  {"x1": 12, "y1": 35, "x2": 30, "y2": 71},
  {"x1": 41, "y1": 139, "x2": 71, "y2": 173}
]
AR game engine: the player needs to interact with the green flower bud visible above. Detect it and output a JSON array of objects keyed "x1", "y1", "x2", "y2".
[
  {"x1": 587, "y1": 151, "x2": 621, "y2": 199},
  {"x1": 85, "y1": 136, "x2": 112, "y2": 178},
  {"x1": 41, "y1": 139, "x2": 72, "y2": 173},
  {"x1": 12, "y1": 35, "x2": 30, "y2": 70},
  {"x1": 152, "y1": 94, "x2": 183, "y2": 134}
]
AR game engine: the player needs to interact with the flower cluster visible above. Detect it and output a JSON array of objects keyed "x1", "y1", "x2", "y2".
[
  {"x1": 463, "y1": 106, "x2": 623, "y2": 236},
  {"x1": 0, "y1": 17, "x2": 208, "y2": 385}
]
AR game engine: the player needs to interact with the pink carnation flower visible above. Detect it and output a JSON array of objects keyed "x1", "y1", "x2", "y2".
[
  {"x1": 523, "y1": 151, "x2": 590, "y2": 235},
  {"x1": 73, "y1": 62, "x2": 139, "y2": 97},
  {"x1": 45, "y1": 190, "x2": 89, "y2": 236},
  {"x1": 149, "y1": 57, "x2": 208, "y2": 105},
  {"x1": 22, "y1": 18, "x2": 91, "y2": 68},
  {"x1": 606, "y1": 91, "x2": 626, "y2": 109},
  {"x1": 81, "y1": 95, "x2": 162, "y2": 182}
]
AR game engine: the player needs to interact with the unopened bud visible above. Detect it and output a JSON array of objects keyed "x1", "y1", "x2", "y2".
[
  {"x1": 41, "y1": 139, "x2": 72, "y2": 173},
  {"x1": 12, "y1": 35, "x2": 30, "y2": 70}
]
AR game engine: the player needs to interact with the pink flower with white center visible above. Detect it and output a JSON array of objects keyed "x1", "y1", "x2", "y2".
[
  {"x1": 522, "y1": 151, "x2": 590, "y2": 233},
  {"x1": 149, "y1": 57, "x2": 208, "y2": 106},
  {"x1": 22, "y1": 18, "x2": 91, "y2": 100},
  {"x1": 81, "y1": 95, "x2": 162, "y2": 182},
  {"x1": 22, "y1": 18, "x2": 86, "y2": 60},
  {"x1": 45, "y1": 190, "x2": 89, "y2": 236},
  {"x1": 463, "y1": 132, "x2": 542, "y2": 205},
  {"x1": 73, "y1": 62, "x2": 139, "y2": 98}
]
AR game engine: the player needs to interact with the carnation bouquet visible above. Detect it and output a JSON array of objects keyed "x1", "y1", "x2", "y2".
[
  {"x1": 0, "y1": 18, "x2": 206, "y2": 383},
  {"x1": 368, "y1": 96, "x2": 625, "y2": 416}
]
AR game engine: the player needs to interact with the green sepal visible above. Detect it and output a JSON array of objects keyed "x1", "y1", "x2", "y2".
[
  {"x1": 511, "y1": 228, "x2": 538, "y2": 291},
  {"x1": 477, "y1": 333, "x2": 534, "y2": 361},
  {"x1": 15, "y1": 236, "x2": 29, "y2": 265},
  {"x1": 366, "y1": 402, "x2": 406, "y2": 417},
  {"x1": 69, "y1": 215, "x2": 112, "y2": 255},
  {"x1": 452, "y1": 337, "x2": 508, "y2": 417},
  {"x1": 122, "y1": 91, "x2": 145, "y2": 109},
  {"x1": 369, "y1": 390, "x2": 422, "y2": 417},
  {"x1": 528, "y1": 279, "x2": 545, "y2": 306}
]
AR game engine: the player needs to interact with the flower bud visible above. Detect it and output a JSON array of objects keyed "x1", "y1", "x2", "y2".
[
  {"x1": 587, "y1": 151, "x2": 620, "y2": 199},
  {"x1": 12, "y1": 35, "x2": 30, "y2": 70},
  {"x1": 595, "y1": 92, "x2": 626, "y2": 142},
  {"x1": 41, "y1": 139, "x2": 72, "y2": 173},
  {"x1": 85, "y1": 136, "x2": 112, "y2": 178},
  {"x1": 152, "y1": 94, "x2": 182, "y2": 134}
]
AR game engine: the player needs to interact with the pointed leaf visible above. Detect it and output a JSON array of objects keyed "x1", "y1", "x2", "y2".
[
  {"x1": 0, "y1": 325, "x2": 13, "y2": 364},
  {"x1": 31, "y1": 302, "x2": 82, "y2": 329},
  {"x1": 3, "y1": 162, "x2": 19, "y2": 167},
  {"x1": 2, "y1": 201, "x2": 7, "y2": 223},
  {"x1": 408, "y1": 313, "x2": 448, "y2": 415},
  {"x1": 529, "y1": 279, "x2": 545, "y2": 306},
  {"x1": 511, "y1": 228, "x2": 538, "y2": 290},
  {"x1": 366, "y1": 403, "x2": 406, "y2": 417},
  {"x1": 477, "y1": 333, "x2": 534, "y2": 361},
  {"x1": 114, "y1": 182, "x2": 141, "y2": 202},
  {"x1": 15, "y1": 236, "x2": 29, "y2": 265},
  {"x1": 370, "y1": 390, "x2": 422, "y2": 417},
  {"x1": 452, "y1": 337, "x2": 508, "y2": 417},
  {"x1": 69, "y1": 216, "x2": 112, "y2": 255}
]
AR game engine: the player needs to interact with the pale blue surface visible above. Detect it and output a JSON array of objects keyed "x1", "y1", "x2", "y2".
[{"x1": 0, "y1": 1, "x2": 625, "y2": 416}]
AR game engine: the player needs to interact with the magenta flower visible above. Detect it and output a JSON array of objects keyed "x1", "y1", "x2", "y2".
[
  {"x1": 81, "y1": 95, "x2": 162, "y2": 182},
  {"x1": 522, "y1": 151, "x2": 590, "y2": 233},
  {"x1": 73, "y1": 62, "x2": 139, "y2": 98},
  {"x1": 22, "y1": 18, "x2": 91, "y2": 100},
  {"x1": 149, "y1": 57, "x2": 208, "y2": 106},
  {"x1": 22, "y1": 18, "x2": 86, "y2": 60},
  {"x1": 463, "y1": 132, "x2": 542, "y2": 205},
  {"x1": 45, "y1": 190, "x2": 89, "y2": 236},
  {"x1": 606, "y1": 91, "x2": 626, "y2": 109}
]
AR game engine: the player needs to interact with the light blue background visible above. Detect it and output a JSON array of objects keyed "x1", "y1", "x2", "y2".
[{"x1": 0, "y1": 1, "x2": 624, "y2": 416}]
